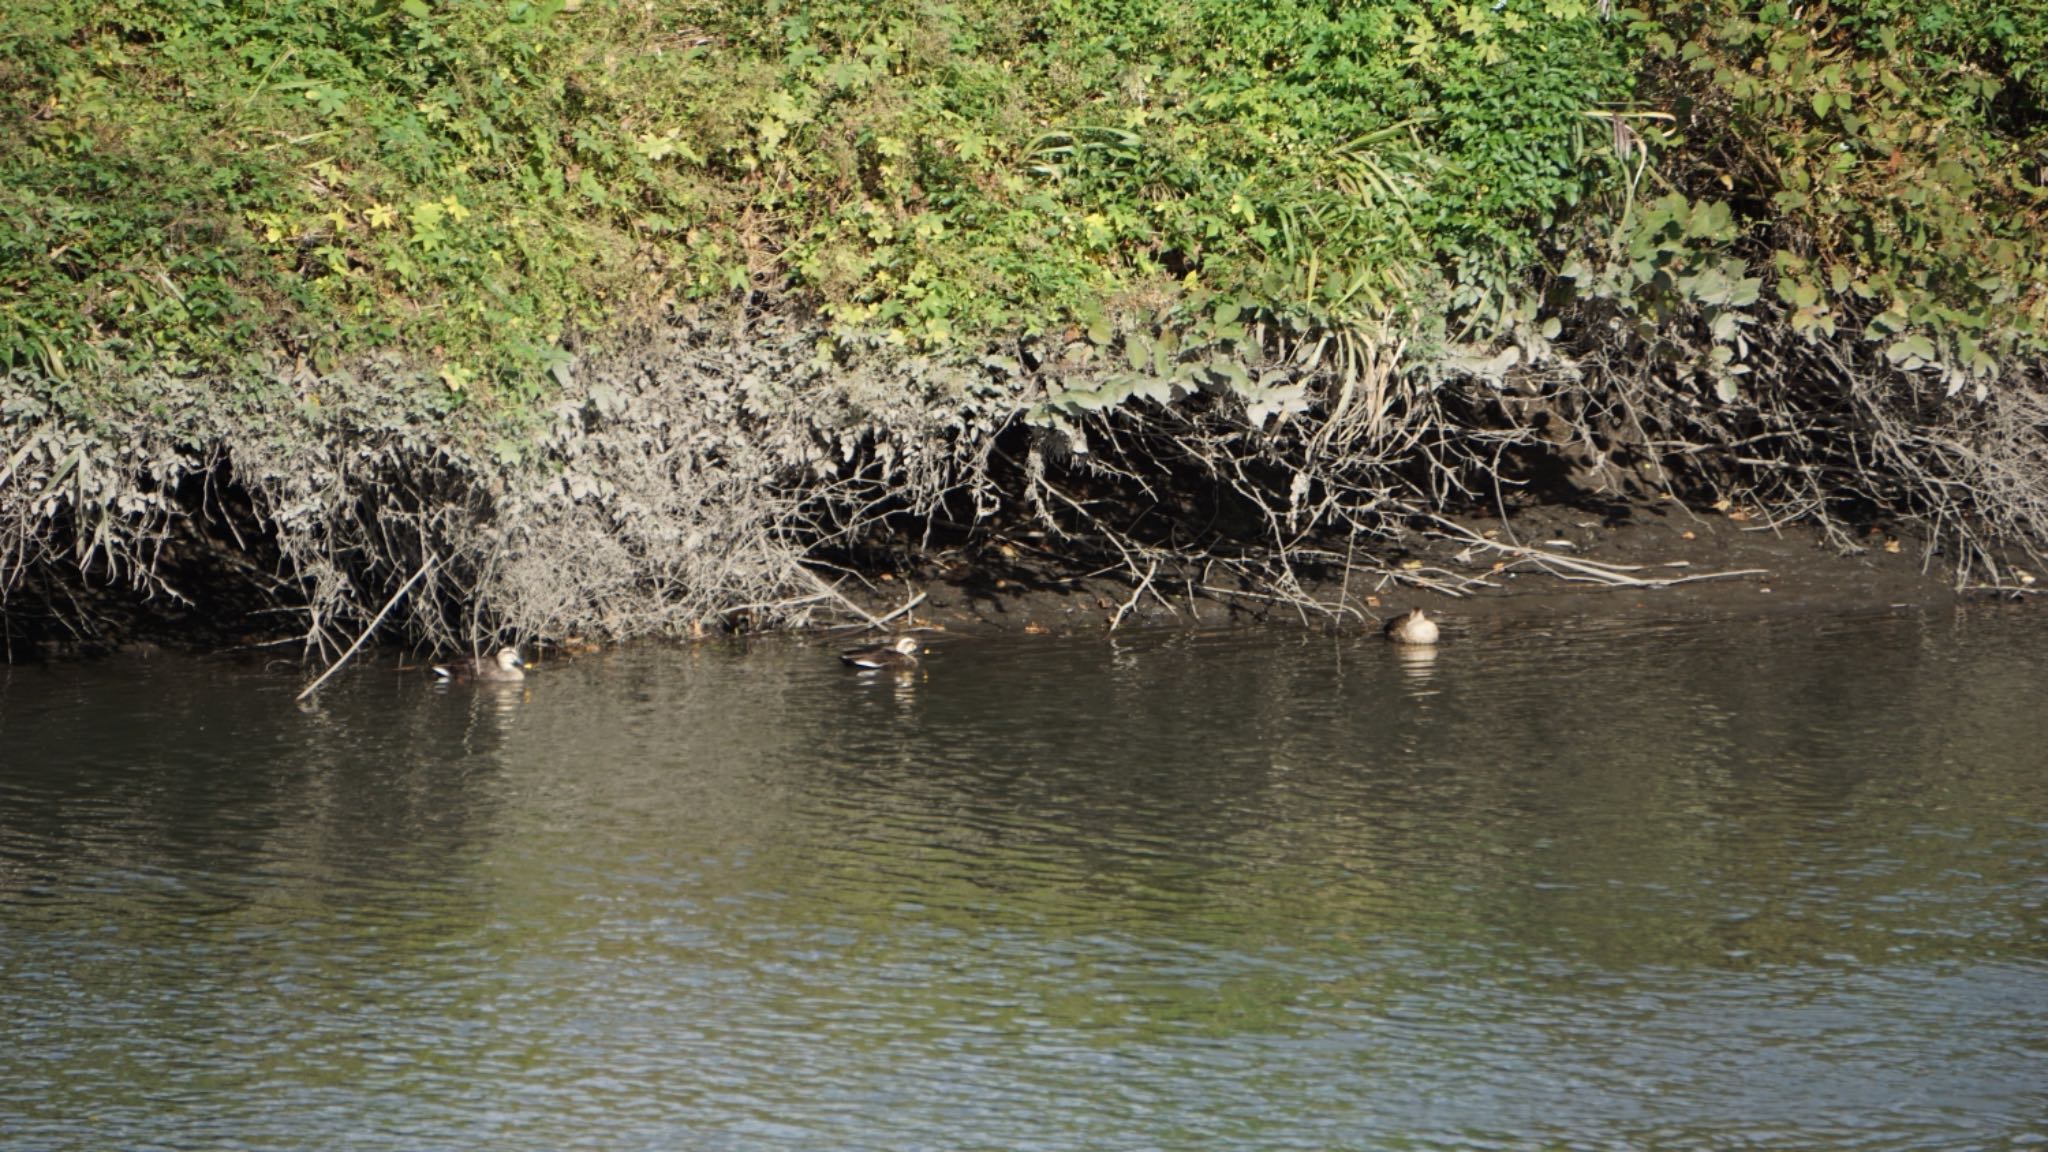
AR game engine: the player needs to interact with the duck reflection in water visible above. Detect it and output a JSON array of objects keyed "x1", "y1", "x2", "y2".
[{"x1": 1396, "y1": 642, "x2": 1439, "y2": 686}]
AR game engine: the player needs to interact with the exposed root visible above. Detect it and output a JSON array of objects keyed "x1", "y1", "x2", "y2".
[{"x1": 2, "y1": 294, "x2": 2043, "y2": 657}]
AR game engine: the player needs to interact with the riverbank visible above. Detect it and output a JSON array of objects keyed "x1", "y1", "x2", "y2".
[
  {"x1": 5, "y1": 301, "x2": 2043, "y2": 665},
  {"x1": 825, "y1": 497, "x2": 2016, "y2": 643},
  {"x1": 7, "y1": 2, "x2": 2046, "y2": 659}
]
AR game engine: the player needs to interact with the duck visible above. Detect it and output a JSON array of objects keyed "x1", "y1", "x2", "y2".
[
  {"x1": 840, "y1": 635, "x2": 921, "y2": 669},
  {"x1": 432, "y1": 647, "x2": 527, "y2": 682},
  {"x1": 1382, "y1": 608, "x2": 1440, "y2": 646}
]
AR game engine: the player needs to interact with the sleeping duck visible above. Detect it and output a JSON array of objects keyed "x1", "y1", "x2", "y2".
[{"x1": 1382, "y1": 608, "x2": 1439, "y2": 646}]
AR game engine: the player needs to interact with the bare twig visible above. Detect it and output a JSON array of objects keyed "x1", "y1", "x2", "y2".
[
  {"x1": 875, "y1": 589, "x2": 928, "y2": 628},
  {"x1": 1425, "y1": 515, "x2": 1767, "y2": 588},
  {"x1": 295, "y1": 553, "x2": 436, "y2": 702},
  {"x1": 1111, "y1": 559, "x2": 1158, "y2": 630}
]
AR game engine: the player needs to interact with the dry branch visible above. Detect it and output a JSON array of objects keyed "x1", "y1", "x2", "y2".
[{"x1": 295, "y1": 552, "x2": 435, "y2": 701}]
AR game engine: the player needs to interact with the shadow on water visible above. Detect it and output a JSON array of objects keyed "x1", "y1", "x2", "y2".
[{"x1": 2, "y1": 606, "x2": 2045, "y2": 1150}]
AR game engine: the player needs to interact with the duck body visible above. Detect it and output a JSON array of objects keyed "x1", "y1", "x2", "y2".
[
  {"x1": 840, "y1": 636, "x2": 921, "y2": 669},
  {"x1": 433, "y1": 647, "x2": 527, "y2": 682},
  {"x1": 1382, "y1": 608, "x2": 1439, "y2": 646}
]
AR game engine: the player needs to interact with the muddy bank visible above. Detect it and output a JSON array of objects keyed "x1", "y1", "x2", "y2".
[
  {"x1": 827, "y1": 498, "x2": 2014, "y2": 643},
  {"x1": 6, "y1": 304, "x2": 2046, "y2": 664},
  {"x1": 8, "y1": 487, "x2": 2031, "y2": 666}
]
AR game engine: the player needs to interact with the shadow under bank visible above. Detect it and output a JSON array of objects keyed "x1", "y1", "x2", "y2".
[{"x1": 8, "y1": 488, "x2": 2031, "y2": 664}]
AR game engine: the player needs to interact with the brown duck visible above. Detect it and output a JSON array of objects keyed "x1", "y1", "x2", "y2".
[
  {"x1": 840, "y1": 636, "x2": 921, "y2": 669},
  {"x1": 432, "y1": 647, "x2": 527, "y2": 682},
  {"x1": 1382, "y1": 608, "x2": 1440, "y2": 646}
]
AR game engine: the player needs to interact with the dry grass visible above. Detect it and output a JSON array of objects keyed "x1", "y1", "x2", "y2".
[{"x1": 3, "y1": 304, "x2": 2045, "y2": 660}]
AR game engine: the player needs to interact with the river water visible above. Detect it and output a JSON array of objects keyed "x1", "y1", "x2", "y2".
[{"x1": 2, "y1": 607, "x2": 2044, "y2": 1150}]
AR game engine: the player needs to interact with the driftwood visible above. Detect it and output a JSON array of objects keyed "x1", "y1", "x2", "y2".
[
  {"x1": 295, "y1": 554, "x2": 436, "y2": 702},
  {"x1": 1425, "y1": 517, "x2": 1769, "y2": 589}
]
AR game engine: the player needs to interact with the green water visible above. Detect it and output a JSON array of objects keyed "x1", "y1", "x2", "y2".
[{"x1": 2, "y1": 608, "x2": 2044, "y2": 1150}]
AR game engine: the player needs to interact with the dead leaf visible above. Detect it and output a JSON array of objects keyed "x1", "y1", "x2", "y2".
[
  {"x1": 1883, "y1": 538, "x2": 1901, "y2": 554},
  {"x1": 1400, "y1": 559, "x2": 1423, "y2": 571}
]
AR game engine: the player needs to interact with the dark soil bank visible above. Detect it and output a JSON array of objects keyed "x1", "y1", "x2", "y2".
[
  {"x1": 4, "y1": 310, "x2": 2043, "y2": 663},
  {"x1": 832, "y1": 500, "x2": 2007, "y2": 642}
]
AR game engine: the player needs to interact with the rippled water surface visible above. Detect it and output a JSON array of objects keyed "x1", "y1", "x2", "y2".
[{"x1": 3, "y1": 607, "x2": 2046, "y2": 1150}]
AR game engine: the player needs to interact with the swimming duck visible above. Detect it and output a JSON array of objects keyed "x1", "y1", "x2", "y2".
[
  {"x1": 432, "y1": 647, "x2": 527, "y2": 682},
  {"x1": 840, "y1": 636, "x2": 921, "y2": 669},
  {"x1": 1382, "y1": 608, "x2": 1439, "y2": 646}
]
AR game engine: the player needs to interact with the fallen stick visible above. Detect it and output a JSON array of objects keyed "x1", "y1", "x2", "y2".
[
  {"x1": 1111, "y1": 559, "x2": 1159, "y2": 630},
  {"x1": 827, "y1": 588, "x2": 928, "y2": 632},
  {"x1": 1379, "y1": 565, "x2": 1480, "y2": 597},
  {"x1": 804, "y1": 568, "x2": 886, "y2": 628},
  {"x1": 869, "y1": 589, "x2": 928, "y2": 629},
  {"x1": 295, "y1": 553, "x2": 435, "y2": 702},
  {"x1": 1427, "y1": 516, "x2": 1768, "y2": 589},
  {"x1": 1640, "y1": 568, "x2": 1772, "y2": 587},
  {"x1": 1519, "y1": 549, "x2": 1767, "y2": 588}
]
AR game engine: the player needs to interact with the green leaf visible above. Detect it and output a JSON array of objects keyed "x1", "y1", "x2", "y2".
[
  {"x1": 1885, "y1": 334, "x2": 1936, "y2": 364},
  {"x1": 401, "y1": 0, "x2": 430, "y2": 17},
  {"x1": 1688, "y1": 200, "x2": 1733, "y2": 240},
  {"x1": 1125, "y1": 331, "x2": 1152, "y2": 373}
]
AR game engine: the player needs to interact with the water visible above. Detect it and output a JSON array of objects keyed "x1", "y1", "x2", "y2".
[{"x1": 3, "y1": 607, "x2": 2045, "y2": 1150}]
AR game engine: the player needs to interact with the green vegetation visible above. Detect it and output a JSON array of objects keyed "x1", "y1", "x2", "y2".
[
  {"x1": 1632, "y1": 0, "x2": 2047, "y2": 384},
  {"x1": 4, "y1": 0, "x2": 2042, "y2": 398},
  {"x1": 2, "y1": 0, "x2": 2044, "y2": 651}
]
